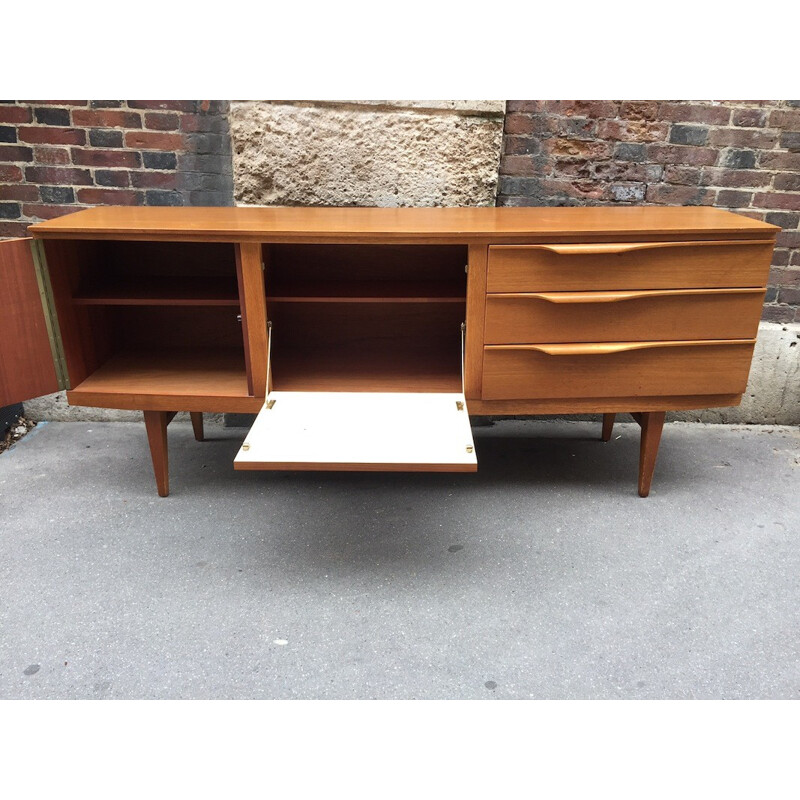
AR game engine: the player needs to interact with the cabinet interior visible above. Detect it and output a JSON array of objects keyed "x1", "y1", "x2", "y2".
[
  {"x1": 265, "y1": 244, "x2": 468, "y2": 393},
  {"x1": 46, "y1": 240, "x2": 247, "y2": 397}
]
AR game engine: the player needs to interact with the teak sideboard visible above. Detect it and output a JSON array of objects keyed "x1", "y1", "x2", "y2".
[{"x1": 0, "y1": 206, "x2": 778, "y2": 497}]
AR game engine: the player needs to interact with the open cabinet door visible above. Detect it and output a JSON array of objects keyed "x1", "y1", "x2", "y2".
[{"x1": 0, "y1": 238, "x2": 64, "y2": 407}]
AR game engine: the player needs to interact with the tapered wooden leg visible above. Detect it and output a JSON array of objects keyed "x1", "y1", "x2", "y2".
[
  {"x1": 638, "y1": 411, "x2": 666, "y2": 498},
  {"x1": 601, "y1": 413, "x2": 616, "y2": 442},
  {"x1": 190, "y1": 412, "x2": 204, "y2": 442},
  {"x1": 144, "y1": 411, "x2": 170, "y2": 497}
]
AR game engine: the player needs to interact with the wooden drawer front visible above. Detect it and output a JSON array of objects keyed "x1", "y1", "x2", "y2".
[
  {"x1": 484, "y1": 289, "x2": 765, "y2": 344},
  {"x1": 482, "y1": 340, "x2": 756, "y2": 400},
  {"x1": 486, "y1": 240, "x2": 774, "y2": 292}
]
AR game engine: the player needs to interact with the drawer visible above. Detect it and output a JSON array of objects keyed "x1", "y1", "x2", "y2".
[
  {"x1": 486, "y1": 240, "x2": 774, "y2": 292},
  {"x1": 482, "y1": 340, "x2": 756, "y2": 400},
  {"x1": 484, "y1": 288, "x2": 765, "y2": 344}
]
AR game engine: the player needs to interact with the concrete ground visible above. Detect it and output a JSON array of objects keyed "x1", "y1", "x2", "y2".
[{"x1": 0, "y1": 418, "x2": 798, "y2": 699}]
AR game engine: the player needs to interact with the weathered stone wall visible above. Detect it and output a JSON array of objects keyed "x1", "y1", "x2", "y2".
[{"x1": 230, "y1": 100, "x2": 505, "y2": 207}]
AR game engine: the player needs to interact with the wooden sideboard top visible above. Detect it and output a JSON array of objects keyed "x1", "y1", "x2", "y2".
[{"x1": 30, "y1": 205, "x2": 779, "y2": 243}]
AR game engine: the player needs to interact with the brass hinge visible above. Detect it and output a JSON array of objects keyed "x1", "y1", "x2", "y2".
[{"x1": 30, "y1": 239, "x2": 70, "y2": 391}]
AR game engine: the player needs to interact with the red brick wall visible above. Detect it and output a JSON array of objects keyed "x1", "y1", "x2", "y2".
[
  {"x1": 0, "y1": 100, "x2": 233, "y2": 238},
  {"x1": 499, "y1": 101, "x2": 800, "y2": 323}
]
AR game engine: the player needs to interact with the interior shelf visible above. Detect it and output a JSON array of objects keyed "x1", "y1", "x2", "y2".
[
  {"x1": 268, "y1": 280, "x2": 466, "y2": 303},
  {"x1": 68, "y1": 348, "x2": 249, "y2": 398},
  {"x1": 73, "y1": 277, "x2": 240, "y2": 306},
  {"x1": 271, "y1": 348, "x2": 462, "y2": 393}
]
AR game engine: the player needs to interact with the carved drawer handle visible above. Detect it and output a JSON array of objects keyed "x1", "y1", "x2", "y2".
[
  {"x1": 522, "y1": 240, "x2": 774, "y2": 256},
  {"x1": 499, "y1": 288, "x2": 766, "y2": 304},
  {"x1": 489, "y1": 339, "x2": 756, "y2": 356}
]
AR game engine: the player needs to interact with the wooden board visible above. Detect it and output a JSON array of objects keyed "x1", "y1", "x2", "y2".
[
  {"x1": 484, "y1": 289, "x2": 765, "y2": 344},
  {"x1": 29, "y1": 206, "x2": 779, "y2": 243},
  {"x1": 66, "y1": 347, "x2": 253, "y2": 412},
  {"x1": 486, "y1": 240, "x2": 775, "y2": 292},
  {"x1": 0, "y1": 238, "x2": 61, "y2": 406},
  {"x1": 482, "y1": 340, "x2": 756, "y2": 400},
  {"x1": 234, "y1": 391, "x2": 477, "y2": 472}
]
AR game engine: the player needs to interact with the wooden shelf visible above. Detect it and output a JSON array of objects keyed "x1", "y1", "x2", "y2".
[
  {"x1": 73, "y1": 277, "x2": 240, "y2": 306},
  {"x1": 68, "y1": 348, "x2": 250, "y2": 400},
  {"x1": 268, "y1": 280, "x2": 466, "y2": 304},
  {"x1": 272, "y1": 348, "x2": 462, "y2": 393}
]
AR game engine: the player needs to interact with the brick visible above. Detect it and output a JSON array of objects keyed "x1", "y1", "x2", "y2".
[
  {"x1": 614, "y1": 142, "x2": 646, "y2": 162},
  {"x1": 71, "y1": 109, "x2": 142, "y2": 128},
  {"x1": 71, "y1": 148, "x2": 141, "y2": 168},
  {"x1": 707, "y1": 128, "x2": 779, "y2": 149},
  {"x1": 505, "y1": 101, "x2": 546, "y2": 113},
  {"x1": 124, "y1": 130, "x2": 183, "y2": 150},
  {"x1": 130, "y1": 170, "x2": 180, "y2": 189},
  {"x1": 504, "y1": 114, "x2": 553, "y2": 136},
  {"x1": 764, "y1": 287, "x2": 778, "y2": 303},
  {"x1": 504, "y1": 136, "x2": 541, "y2": 156},
  {"x1": 197, "y1": 101, "x2": 228, "y2": 115},
  {"x1": 142, "y1": 151, "x2": 177, "y2": 170},
  {"x1": 22, "y1": 203, "x2": 83, "y2": 220},
  {"x1": 663, "y1": 165, "x2": 710, "y2": 185},
  {"x1": 188, "y1": 190, "x2": 230, "y2": 205},
  {"x1": 645, "y1": 184, "x2": 716, "y2": 205},
  {"x1": 0, "y1": 105, "x2": 32, "y2": 124},
  {"x1": 0, "y1": 144, "x2": 33, "y2": 161},
  {"x1": 596, "y1": 119, "x2": 669, "y2": 142},
  {"x1": 144, "y1": 189, "x2": 184, "y2": 205},
  {"x1": 180, "y1": 114, "x2": 229, "y2": 134},
  {"x1": 770, "y1": 249, "x2": 790, "y2": 266},
  {"x1": 780, "y1": 131, "x2": 800, "y2": 152},
  {"x1": 25, "y1": 166, "x2": 92, "y2": 185},
  {"x1": 127, "y1": 100, "x2": 198, "y2": 113},
  {"x1": 554, "y1": 116, "x2": 597, "y2": 138},
  {"x1": 646, "y1": 143, "x2": 718, "y2": 166},
  {"x1": 34, "y1": 107, "x2": 70, "y2": 126},
  {"x1": 89, "y1": 128, "x2": 124, "y2": 148},
  {"x1": 39, "y1": 185, "x2": 75, "y2": 203},
  {"x1": 0, "y1": 220, "x2": 29, "y2": 237},
  {"x1": 26, "y1": 101, "x2": 86, "y2": 106},
  {"x1": 500, "y1": 155, "x2": 537, "y2": 176},
  {"x1": 753, "y1": 192, "x2": 800, "y2": 211},
  {"x1": 767, "y1": 109, "x2": 800, "y2": 129},
  {"x1": 669, "y1": 124, "x2": 708, "y2": 146},
  {"x1": 732, "y1": 108, "x2": 766, "y2": 127},
  {"x1": 777, "y1": 231, "x2": 800, "y2": 248},
  {"x1": 33, "y1": 146, "x2": 70, "y2": 165},
  {"x1": 0, "y1": 184, "x2": 39, "y2": 202},
  {"x1": 723, "y1": 149, "x2": 757, "y2": 169},
  {"x1": 791, "y1": 253, "x2": 800, "y2": 266},
  {"x1": 608, "y1": 183, "x2": 646, "y2": 202},
  {"x1": 548, "y1": 138, "x2": 613, "y2": 160},
  {"x1": 545, "y1": 100, "x2": 619, "y2": 118},
  {"x1": 95, "y1": 169, "x2": 130, "y2": 187},
  {"x1": 702, "y1": 168, "x2": 771, "y2": 188},
  {"x1": 620, "y1": 101, "x2": 659, "y2": 120},
  {"x1": 18, "y1": 127, "x2": 86, "y2": 145},
  {"x1": 771, "y1": 267, "x2": 800, "y2": 288},
  {"x1": 144, "y1": 112, "x2": 180, "y2": 131},
  {"x1": 0, "y1": 126, "x2": 17, "y2": 143},
  {"x1": 76, "y1": 188, "x2": 143, "y2": 205},
  {"x1": 774, "y1": 173, "x2": 800, "y2": 191},
  {"x1": 765, "y1": 212, "x2": 800, "y2": 229},
  {"x1": 659, "y1": 103, "x2": 731, "y2": 125},
  {"x1": 185, "y1": 133, "x2": 230, "y2": 156},
  {"x1": 90, "y1": 100, "x2": 123, "y2": 108},
  {"x1": 0, "y1": 202, "x2": 21, "y2": 219},
  {"x1": 759, "y1": 151, "x2": 800, "y2": 170},
  {"x1": 778, "y1": 287, "x2": 800, "y2": 305},
  {"x1": 0, "y1": 164, "x2": 23, "y2": 181},
  {"x1": 761, "y1": 304, "x2": 796, "y2": 323},
  {"x1": 716, "y1": 189, "x2": 753, "y2": 207}
]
